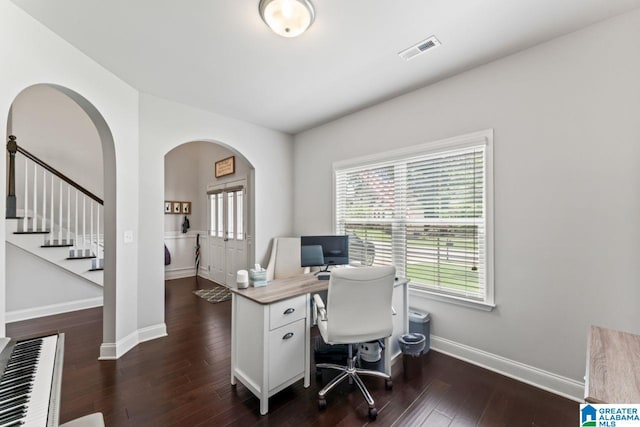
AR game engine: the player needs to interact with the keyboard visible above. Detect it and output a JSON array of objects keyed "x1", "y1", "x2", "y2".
[{"x1": 0, "y1": 333, "x2": 65, "y2": 427}]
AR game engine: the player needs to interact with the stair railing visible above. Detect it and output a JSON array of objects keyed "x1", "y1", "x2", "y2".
[{"x1": 6, "y1": 135, "x2": 104, "y2": 260}]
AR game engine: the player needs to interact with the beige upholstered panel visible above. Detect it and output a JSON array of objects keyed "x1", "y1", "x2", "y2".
[{"x1": 266, "y1": 237, "x2": 307, "y2": 281}]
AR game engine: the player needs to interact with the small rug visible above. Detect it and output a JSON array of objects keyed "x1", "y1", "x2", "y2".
[{"x1": 193, "y1": 286, "x2": 232, "y2": 304}]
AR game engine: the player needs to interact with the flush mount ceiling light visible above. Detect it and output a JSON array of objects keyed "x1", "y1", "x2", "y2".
[{"x1": 259, "y1": 0, "x2": 315, "y2": 38}]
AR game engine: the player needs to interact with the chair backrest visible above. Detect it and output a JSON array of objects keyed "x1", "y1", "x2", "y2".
[
  {"x1": 265, "y1": 237, "x2": 307, "y2": 281},
  {"x1": 324, "y1": 266, "x2": 396, "y2": 343}
]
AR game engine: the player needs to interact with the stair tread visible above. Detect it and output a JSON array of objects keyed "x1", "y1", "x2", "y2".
[
  {"x1": 14, "y1": 229, "x2": 50, "y2": 234},
  {"x1": 67, "y1": 249, "x2": 96, "y2": 260},
  {"x1": 88, "y1": 268, "x2": 104, "y2": 272},
  {"x1": 42, "y1": 239, "x2": 75, "y2": 248}
]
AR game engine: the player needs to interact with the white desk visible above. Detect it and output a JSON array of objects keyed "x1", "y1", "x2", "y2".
[{"x1": 230, "y1": 274, "x2": 409, "y2": 415}]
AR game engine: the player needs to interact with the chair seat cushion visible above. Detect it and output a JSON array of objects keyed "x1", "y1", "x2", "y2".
[{"x1": 317, "y1": 319, "x2": 391, "y2": 344}]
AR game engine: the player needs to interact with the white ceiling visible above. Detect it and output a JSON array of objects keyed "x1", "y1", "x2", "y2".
[{"x1": 11, "y1": 0, "x2": 640, "y2": 134}]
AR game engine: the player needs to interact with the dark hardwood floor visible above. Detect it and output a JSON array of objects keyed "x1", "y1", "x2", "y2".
[{"x1": 6, "y1": 277, "x2": 579, "y2": 426}]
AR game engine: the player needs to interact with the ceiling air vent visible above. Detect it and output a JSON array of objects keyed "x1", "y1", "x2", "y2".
[{"x1": 398, "y1": 36, "x2": 441, "y2": 61}]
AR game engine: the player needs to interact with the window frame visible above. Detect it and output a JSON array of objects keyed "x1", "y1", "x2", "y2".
[{"x1": 333, "y1": 129, "x2": 495, "y2": 310}]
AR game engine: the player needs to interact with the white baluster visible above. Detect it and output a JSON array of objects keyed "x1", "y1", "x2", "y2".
[
  {"x1": 33, "y1": 164, "x2": 37, "y2": 231},
  {"x1": 58, "y1": 179, "x2": 63, "y2": 242},
  {"x1": 90, "y1": 202, "x2": 94, "y2": 256},
  {"x1": 75, "y1": 191, "x2": 78, "y2": 251},
  {"x1": 23, "y1": 158, "x2": 28, "y2": 232},
  {"x1": 97, "y1": 207, "x2": 101, "y2": 259},
  {"x1": 67, "y1": 185, "x2": 71, "y2": 243},
  {"x1": 82, "y1": 197, "x2": 86, "y2": 251},
  {"x1": 50, "y1": 174, "x2": 54, "y2": 239},
  {"x1": 42, "y1": 169, "x2": 47, "y2": 231}
]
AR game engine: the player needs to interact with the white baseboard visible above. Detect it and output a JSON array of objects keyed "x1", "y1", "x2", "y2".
[
  {"x1": 138, "y1": 323, "x2": 167, "y2": 343},
  {"x1": 99, "y1": 329, "x2": 138, "y2": 360},
  {"x1": 431, "y1": 335, "x2": 584, "y2": 402},
  {"x1": 98, "y1": 343, "x2": 117, "y2": 360},
  {"x1": 99, "y1": 323, "x2": 167, "y2": 360},
  {"x1": 165, "y1": 266, "x2": 196, "y2": 280},
  {"x1": 6, "y1": 297, "x2": 103, "y2": 323}
]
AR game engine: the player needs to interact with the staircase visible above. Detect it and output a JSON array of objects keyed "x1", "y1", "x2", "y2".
[{"x1": 6, "y1": 135, "x2": 104, "y2": 287}]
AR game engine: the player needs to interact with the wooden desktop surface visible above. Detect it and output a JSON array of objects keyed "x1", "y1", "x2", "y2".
[
  {"x1": 231, "y1": 274, "x2": 329, "y2": 304},
  {"x1": 585, "y1": 325, "x2": 640, "y2": 403},
  {"x1": 231, "y1": 273, "x2": 409, "y2": 305}
]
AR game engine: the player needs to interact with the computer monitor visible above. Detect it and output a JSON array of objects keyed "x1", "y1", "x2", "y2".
[
  {"x1": 301, "y1": 245, "x2": 325, "y2": 268},
  {"x1": 300, "y1": 235, "x2": 349, "y2": 268}
]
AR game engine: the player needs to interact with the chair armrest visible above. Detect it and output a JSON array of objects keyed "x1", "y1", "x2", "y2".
[{"x1": 313, "y1": 294, "x2": 327, "y2": 322}]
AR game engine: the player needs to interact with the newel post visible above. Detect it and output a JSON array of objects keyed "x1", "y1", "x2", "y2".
[{"x1": 6, "y1": 135, "x2": 17, "y2": 218}]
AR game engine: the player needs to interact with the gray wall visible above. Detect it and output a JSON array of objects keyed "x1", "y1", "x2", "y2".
[
  {"x1": 10, "y1": 84, "x2": 103, "y2": 197},
  {"x1": 138, "y1": 93, "x2": 294, "y2": 331},
  {"x1": 6, "y1": 84, "x2": 104, "y2": 319},
  {"x1": 293, "y1": 9, "x2": 640, "y2": 386},
  {"x1": 164, "y1": 141, "x2": 252, "y2": 234},
  {"x1": 1, "y1": 0, "x2": 142, "y2": 352},
  {"x1": 163, "y1": 141, "x2": 253, "y2": 279},
  {"x1": 5, "y1": 244, "x2": 102, "y2": 314}
]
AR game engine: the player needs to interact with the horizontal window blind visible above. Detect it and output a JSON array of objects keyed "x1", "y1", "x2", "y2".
[{"x1": 336, "y1": 144, "x2": 488, "y2": 302}]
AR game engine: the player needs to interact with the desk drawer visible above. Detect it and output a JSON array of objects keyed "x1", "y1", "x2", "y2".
[
  {"x1": 269, "y1": 295, "x2": 306, "y2": 330},
  {"x1": 269, "y1": 318, "x2": 305, "y2": 390}
]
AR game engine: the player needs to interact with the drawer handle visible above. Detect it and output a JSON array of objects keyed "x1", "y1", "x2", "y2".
[
  {"x1": 283, "y1": 308, "x2": 295, "y2": 315},
  {"x1": 282, "y1": 332, "x2": 294, "y2": 340}
]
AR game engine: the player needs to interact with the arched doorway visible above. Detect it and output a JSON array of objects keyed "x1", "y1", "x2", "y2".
[
  {"x1": 164, "y1": 140, "x2": 255, "y2": 286},
  {"x1": 5, "y1": 83, "x2": 117, "y2": 353}
]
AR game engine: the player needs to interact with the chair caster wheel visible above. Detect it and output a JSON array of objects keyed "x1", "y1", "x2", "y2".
[
  {"x1": 385, "y1": 379, "x2": 393, "y2": 390},
  {"x1": 318, "y1": 398, "x2": 327, "y2": 410},
  {"x1": 368, "y1": 407, "x2": 378, "y2": 420}
]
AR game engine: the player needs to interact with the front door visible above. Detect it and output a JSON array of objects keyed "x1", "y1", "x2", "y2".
[{"x1": 208, "y1": 183, "x2": 247, "y2": 286}]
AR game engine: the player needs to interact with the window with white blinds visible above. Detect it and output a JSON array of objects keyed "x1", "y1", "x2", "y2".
[{"x1": 335, "y1": 131, "x2": 493, "y2": 305}]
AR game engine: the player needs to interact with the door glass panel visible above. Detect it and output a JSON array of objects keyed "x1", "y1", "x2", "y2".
[
  {"x1": 217, "y1": 193, "x2": 223, "y2": 238},
  {"x1": 236, "y1": 190, "x2": 244, "y2": 240},
  {"x1": 227, "y1": 192, "x2": 234, "y2": 240},
  {"x1": 209, "y1": 194, "x2": 216, "y2": 237}
]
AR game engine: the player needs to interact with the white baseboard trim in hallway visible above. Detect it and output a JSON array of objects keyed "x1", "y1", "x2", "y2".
[
  {"x1": 99, "y1": 323, "x2": 167, "y2": 360},
  {"x1": 6, "y1": 296, "x2": 103, "y2": 323}
]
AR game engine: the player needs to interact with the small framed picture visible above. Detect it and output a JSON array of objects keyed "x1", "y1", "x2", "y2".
[
  {"x1": 164, "y1": 202, "x2": 172, "y2": 214},
  {"x1": 215, "y1": 156, "x2": 235, "y2": 178},
  {"x1": 182, "y1": 202, "x2": 191, "y2": 214},
  {"x1": 173, "y1": 202, "x2": 181, "y2": 213}
]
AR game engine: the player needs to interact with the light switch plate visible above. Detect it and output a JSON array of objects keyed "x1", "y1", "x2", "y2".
[{"x1": 124, "y1": 230, "x2": 134, "y2": 243}]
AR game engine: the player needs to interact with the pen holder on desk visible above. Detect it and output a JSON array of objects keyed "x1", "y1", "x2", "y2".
[{"x1": 250, "y1": 269, "x2": 267, "y2": 287}]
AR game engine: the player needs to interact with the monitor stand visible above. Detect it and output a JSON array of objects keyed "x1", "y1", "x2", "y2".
[{"x1": 314, "y1": 265, "x2": 331, "y2": 280}]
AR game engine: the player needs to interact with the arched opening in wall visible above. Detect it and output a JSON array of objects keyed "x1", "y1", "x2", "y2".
[
  {"x1": 4, "y1": 84, "x2": 116, "y2": 351},
  {"x1": 164, "y1": 140, "x2": 255, "y2": 288}
]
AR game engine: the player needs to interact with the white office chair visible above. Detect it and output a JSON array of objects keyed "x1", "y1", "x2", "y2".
[
  {"x1": 60, "y1": 413, "x2": 105, "y2": 427},
  {"x1": 313, "y1": 266, "x2": 396, "y2": 420},
  {"x1": 265, "y1": 237, "x2": 310, "y2": 281}
]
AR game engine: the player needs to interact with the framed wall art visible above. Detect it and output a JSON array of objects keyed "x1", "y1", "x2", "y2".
[
  {"x1": 215, "y1": 156, "x2": 235, "y2": 178},
  {"x1": 165, "y1": 201, "x2": 192, "y2": 214}
]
